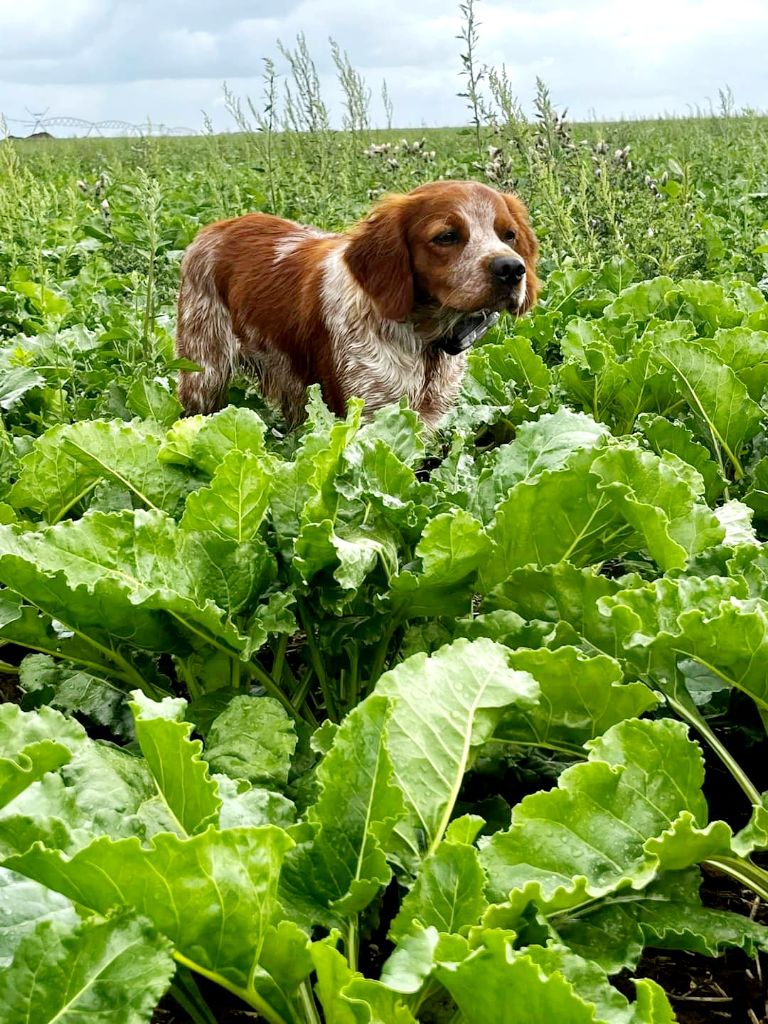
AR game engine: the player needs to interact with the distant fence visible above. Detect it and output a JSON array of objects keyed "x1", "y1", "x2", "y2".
[{"x1": 4, "y1": 115, "x2": 198, "y2": 138}]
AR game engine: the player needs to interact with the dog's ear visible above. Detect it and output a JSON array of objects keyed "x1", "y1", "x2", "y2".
[
  {"x1": 504, "y1": 193, "x2": 540, "y2": 313},
  {"x1": 345, "y1": 197, "x2": 414, "y2": 322}
]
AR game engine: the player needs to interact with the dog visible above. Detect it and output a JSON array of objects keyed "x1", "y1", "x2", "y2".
[{"x1": 176, "y1": 180, "x2": 539, "y2": 427}]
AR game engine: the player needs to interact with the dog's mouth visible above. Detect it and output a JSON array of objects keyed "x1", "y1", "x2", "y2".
[
  {"x1": 434, "y1": 310, "x2": 500, "y2": 355},
  {"x1": 412, "y1": 283, "x2": 525, "y2": 354}
]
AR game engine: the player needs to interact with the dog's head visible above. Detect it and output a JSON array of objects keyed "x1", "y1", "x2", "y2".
[{"x1": 344, "y1": 180, "x2": 539, "y2": 324}]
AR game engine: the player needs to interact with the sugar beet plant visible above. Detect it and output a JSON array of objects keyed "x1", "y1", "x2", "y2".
[{"x1": 5, "y1": 261, "x2": 768, "y2": 1019}]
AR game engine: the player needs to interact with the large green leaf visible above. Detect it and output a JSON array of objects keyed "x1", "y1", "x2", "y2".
[
  {"x1": 632, "y1": 868, "x2": 768, "y2": 958},
  {"x1": 188, "y1": 406, "x2": 268, "y2": 476},
  {"x1": 293, "y1": 520, "x2": 396, "y2": 603},
  {"x1": 558, "y1": 321, "x2": 682, "y2": 432},
  {"x1": 161, "y1": 406, "x2": 268, "y2": 474},
  {"x1": 557, "y1": 868, "x2": 768, "y2": 972},
  {"x1": 480, "y1": 449, "x2": 619, "y2": 587},
  {"x1": 130, "y1": 692, "x2": 220, "y2": 835},
  {"x1": 312, "y1": 942, "x2": 417, "y2": 1024},
  {"x1": 458, "y1": 333, "x2": 552, "y2": 430},
  {"x1": 0, "y1": 704, "x2": 84, "y2": 810},
  {"x1": 204, "y1": 695, "x2": 297, "y2": 788},
  {"x1": 126, "y1": 376, "x2": 183, "y2": 426},
  {"x1": 743, "y1": 456, "x2": 768, "y2": 520},
  {"x1": 7, "y1": 826, "x2": 292, "y2": 992},
  {"x1": 388, "y1": 836, "x2": 488, "y2": 943},
  {"x1": 179, "y1": 449, "x2": 272, "y2": 541},
  {"x1": 0, "y1": 911, "x2": 175, "y2": 1024},
  {"x1": 472, "y1": 408, "x2": 610, "y2": 520},
  {"x1": 0, "y1": 599, "x2": 130, "y2": 683},
  {"x1": 637, "y1": 413, "x2": 726, "y2": 502},
  {"x1": 0, "y1": 367, "x2": 45, "y2": 412},
  {"x1": 271, "y1": 392, "x2": 362, "y2": 544},
  {"x1": 0, "y1": 868, "x2": 76, "y2": 968},
  {"x1": 338, "y1": 427, "x2": 425, "y2": 536},
  {"x1": 19, "y1": 655, "x2": 134, "y2": 739},
  {"x1": 497, "y1": 646, "x2": 657, "y2": 752},
  {"x1": 591, "y1": 446, "x2": 722, "y2": 569},
  {"x1": 434, "y1": 931, "x2": 674, "y2": 1024},
  {"x1": 483, "y1": 561, "x2": 628, "y2": 656},
  {"x1": 700, "y1": 327, "x2": 768, "y2": 400},
  {"x1": 0, "y1": 426, "x2": 17, "y2": 502},
  {"x1": 8, "y1": 419, "x2": 189, "y2": 522},
  {"x1": 354, "y1": 400, "x2": 426, "y2": 467},
  {"x1": 0, "y1": 735, "x2": 175, "y2": 858},
  {"x1": 601, "y1": 576, "x2": 768, "y2": 714},
  {"x1": 651, "y1": 336, "x2": 763, "y2": 476},
  {"x1": 389, "y1": 511, "x2": 491, "y2": 619},
  {"x1": 375, "y1": 639, "x2": 539, "y2": 871},
  {"x1": 480, "y1": 718, "x2": 717, "y2": 911},
  {"x1": 280, "y1": 696, "x2": 404, "y2": 925},
  {"x1": 482, "y1": 441, "x2": 720, "y2": 589},
  {"x1": 0, "y1": 510, "x2": 253, "y2": 659},
  {"x1": 603, "y1": 277, "x2": 676, "y2": 321}
]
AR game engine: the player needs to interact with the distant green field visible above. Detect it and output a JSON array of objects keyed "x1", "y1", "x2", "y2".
[{"x1": 2, "y1": 83, "x2": 768, "y2": 1023}]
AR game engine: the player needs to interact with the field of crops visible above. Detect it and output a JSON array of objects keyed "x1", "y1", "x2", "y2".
[{"x1": 2, "y1": 68, "x2": 768, "y2": 1023}]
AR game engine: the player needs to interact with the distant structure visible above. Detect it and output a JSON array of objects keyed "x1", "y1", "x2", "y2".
[{"x1": 4, "y1": 113, "x2": 198, "y2": 139}]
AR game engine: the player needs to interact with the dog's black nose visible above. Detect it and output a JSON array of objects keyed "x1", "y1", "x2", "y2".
[{"x1": 490, "y1": 256, "x2": 526, "y2": 284}]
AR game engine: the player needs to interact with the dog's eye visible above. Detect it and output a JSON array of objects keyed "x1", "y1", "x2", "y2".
[
  {"x1": 432, "y1": 229, "x2": 460, "y2": 246},
  {"x1": 503, "y1": 228, "x2": 517, "y2": 242}
]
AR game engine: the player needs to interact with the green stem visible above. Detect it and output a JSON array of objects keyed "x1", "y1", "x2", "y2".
[
  {"x1": 176, "y1": 660, "x2": 202, "y2": 700},
  {"x1": 347, "y1": 644, "x2": 360, "y2": 710},
  {"x1": 166, "y1": 612, "x2": 239, "y2": 658},
  {"x1": 247, "y1": 659, "x2": 300, "y2": 720},
  {"x1": 291, "y1": 672, "x2": 318, "y2": 727},
  {"x1": 298, "y1": 980, "x2": 322, "y2": 1024},
  {"x1": 65, "y1": 627, "x2": 162, "y2": 698},
  {"x1": 172, "y1": 951, "x2": 288, "y2": 1024},
  {"x1": 485, "y1": 737, "x2": 587, "y2": 760},
  {"x1": 410, "y1": 979, "x2": 440, "y2": 1017},
  {"x1": 0, "y1": 636, "x2": 122, "y2": 685},
  {"x1": 346, "y1": 916, "x2": 358, "y2": 972},
  {"x1": 662, "y1": 687, "x2": 761, "y2": 805},
  {"x1": 62, "y1": 438, "x2": 161, "y2": 512},
  {"x1": 367, "y1": 619, "x2": 399, "y2": 691},
  {"x1": 0, "y1": 590, "x2": 152, "y2": 696},
  {"x1": 703, "y1": 856, "x2": 768, "y2": 903},
  {"x1": 143, "y1": 254, "x2": 155, "y2": 348},
  {"x1": 49, "y1": 479, "x2": 100, "y2": 525},
  {"x1": 297, "y1": 599, "x2": 338, "y2": 721},
  {"x1": 169, "y1": 972, "x2": 218, "y2": 1024},
  {"x1": 281, "y1": 659, "x2": 301, "y2": 695},
  {"x1": 273, "y1": 633, "x2": 288, "y2": 685}
]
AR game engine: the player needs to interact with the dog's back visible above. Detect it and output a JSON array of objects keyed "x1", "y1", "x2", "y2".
[{"x1": 177, "y1": 214, "x2": 339, "y2": 419}]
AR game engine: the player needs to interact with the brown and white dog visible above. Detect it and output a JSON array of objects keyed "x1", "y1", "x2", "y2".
[{"x1": 176, "y1": 180, "x2": 539, "y2": 426}]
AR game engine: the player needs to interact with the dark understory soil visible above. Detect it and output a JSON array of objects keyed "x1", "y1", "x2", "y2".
[{"x1": 630, "y1": 869, "x2": 768, "y2": 1024}]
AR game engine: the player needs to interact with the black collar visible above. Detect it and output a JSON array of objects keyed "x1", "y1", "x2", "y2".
[{"x1": 433, "y1": 311, "x2": 500, "y2": 355}]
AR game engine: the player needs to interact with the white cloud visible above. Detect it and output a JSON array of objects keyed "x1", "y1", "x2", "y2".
[{"x1": 1, "y1": 0, "x2": 766, "y2": 135}]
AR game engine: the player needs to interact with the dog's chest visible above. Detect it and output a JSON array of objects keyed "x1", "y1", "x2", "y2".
[
  {"x1": 320, "y1": 246, "x2": 466, "y2": 419},
  {"x1": 338, "y1": 326, "x2": 465, "y2": 421}
]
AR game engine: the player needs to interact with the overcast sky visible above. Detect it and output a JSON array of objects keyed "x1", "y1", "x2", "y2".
[{"x1": 2, "y1": 0, "x2": 767, "y2": 136}]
